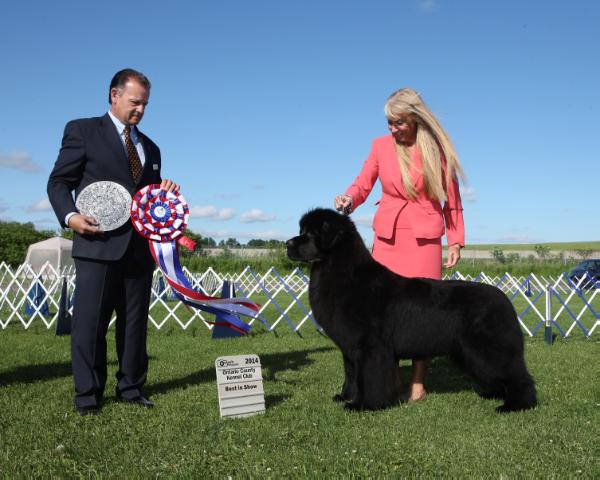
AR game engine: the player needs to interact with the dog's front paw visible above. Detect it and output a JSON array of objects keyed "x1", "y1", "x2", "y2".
[
  {"x1": 344, "y1": 401, "x2": 363, "y2": 411},
  {"x1": 495, "y1": 404, "x2": 514, "y2": 413},
  {"x1": 496, "y1": 401, "x2": 536, "y2": 413},
  {"x1": 333, "y1": 392, "x2": 355, "y2": 403}
]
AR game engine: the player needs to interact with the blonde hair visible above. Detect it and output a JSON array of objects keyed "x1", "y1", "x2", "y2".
[{"x1": 384, "y1": 88, "x2": 464, "y2": 201}]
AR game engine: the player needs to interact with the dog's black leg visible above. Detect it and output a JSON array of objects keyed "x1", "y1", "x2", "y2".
[
  {"x1": 344, "y1": 347, "x2": 400, "y2": 411},
  {"x1": 477, "y1": 388, "x2": 505, "y2": 400},
  {"x1": 453, "y1": 335, "x2": 528, "y2": 409},
  {"x1": 458, "y1": 334, "x2": 537, "y2": 413},
  {"x1": 334, "y1": 353, "x2": 358, "y2": 402},
  {"x1": 497, "y1": 367, "x2": 537, "y2": 413}
]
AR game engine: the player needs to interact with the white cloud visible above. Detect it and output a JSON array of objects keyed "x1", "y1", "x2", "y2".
[
  {"x1": 238, "y1": 230, "x2": 289, "y2": 241},
  {"x1": 189, "y1": 205, "x2": 235, "y2": 221},
  {"x1": 196, "y1": 228, "x2": 290, "y2": 241},
  {"x1": 189, "y1": 205, "x2": 217, "y2": 218},
  {"x1": 417, "y1": 0, "x2": 439, "y2": 13},
  {"x1": 460, "y1": 186, "x2": 477, "y2": 203},
  {"x1": 0, "y1": 151, "x2": 42, "y2": 173},
  {"x1": 198, "y1": 229, "x2": 235, "y2": 239},
  {"x1": 353, "y1": 214, "x2": 374, "y2": 227},
  {"x1": 240, "y1": 208, "x2": 276, "y2": 223},
  {"x1": 33, "y1": 218, "x2": 60, "y2": 230},
  {"x1": 213, "y1": 208, "x2": 235, "y2": 221},
  {"x1": 27, "y1": 198, "x2": 52, "y2": 212},
  {"x1": 497, "y1": 235, "x2": 539, "y2": 244}
]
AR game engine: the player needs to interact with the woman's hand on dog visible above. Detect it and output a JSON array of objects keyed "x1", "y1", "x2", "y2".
[
  {"x1": 444, "y1": 244, "x2": 461, "y2": 268},
  {"x1": 334, "y1": 194, "x2": 353, "y2": 215}
]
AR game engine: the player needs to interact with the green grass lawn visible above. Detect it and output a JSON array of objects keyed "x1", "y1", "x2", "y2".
[{"x1": 0, "y1": 324, "x2": 598, "y2": 478}]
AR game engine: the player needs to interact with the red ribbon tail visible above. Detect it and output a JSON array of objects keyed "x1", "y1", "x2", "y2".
[{"x1": 177, "y1": 235, "x2": 196, "y2": 251}]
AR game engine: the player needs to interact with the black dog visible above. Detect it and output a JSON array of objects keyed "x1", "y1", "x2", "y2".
[{"x1": 286, "y1": 208, "x2": 536, "y2": 413}]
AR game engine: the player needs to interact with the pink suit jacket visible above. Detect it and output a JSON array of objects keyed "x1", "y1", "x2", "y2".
[{"x1": 345, "y1": 135, "x2": 465, "y2": 247}]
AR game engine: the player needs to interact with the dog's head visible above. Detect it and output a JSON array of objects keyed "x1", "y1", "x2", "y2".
[{"x1": 286, "y1": 208, "x2": 358, "y2": 263}]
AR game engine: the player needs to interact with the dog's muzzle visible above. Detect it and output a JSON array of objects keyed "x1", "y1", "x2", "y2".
[{"x1": 286, "y1": 237, "x2": 301, "y2": 261}]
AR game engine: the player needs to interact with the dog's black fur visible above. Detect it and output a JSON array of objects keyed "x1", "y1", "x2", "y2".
[{"x1": 286, "y1": 208, "x2": 537, "y2": 413}]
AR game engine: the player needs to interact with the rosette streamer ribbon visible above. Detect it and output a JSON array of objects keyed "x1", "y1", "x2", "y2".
[{"x1": 131, "y1": 185, "x2": 258, "y2": 334}]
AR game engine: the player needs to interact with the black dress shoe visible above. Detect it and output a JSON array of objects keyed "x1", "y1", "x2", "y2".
[
  {"x1": 116, "y1": 394, "x2": 154, "y2": 408},
  {"x1": 76, "y1": 405, "x2": 101, "y2": 416}
]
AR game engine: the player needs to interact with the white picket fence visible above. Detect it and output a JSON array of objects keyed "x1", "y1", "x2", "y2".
[{"x1": 0, "y1": 261, "x2": 598, "y2": 337}]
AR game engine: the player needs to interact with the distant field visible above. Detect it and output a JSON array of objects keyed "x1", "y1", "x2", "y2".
[{"x1": 453, "y1": 241, "x2": 600, "y2": 252}]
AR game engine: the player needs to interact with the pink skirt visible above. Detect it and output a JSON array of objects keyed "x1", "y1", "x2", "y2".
[{"x1": 372, "y1": 228, "x2": 442, "y2": 280}]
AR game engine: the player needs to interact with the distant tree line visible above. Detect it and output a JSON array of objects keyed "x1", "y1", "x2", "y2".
[
  {"x1": 0, "y1": 219, "x2": 288, "y2": 267},
  {"x1": 182, "y1": 234, "x2": 286, "y2": 252},
  {"x1": 3, "y1": 218, "x2": 595, "y2": 270},
  {"x1": 246, "y1": 239, "x2": 286, "y2": 248},
  {"x1": 0, "y1": 221, "x2": 54, "y2": 266},
  {"x1": 61, "y1": 228, "x2": 285, "y2": 252},
  {"x1": 197, "y1": 237, "x2": 285, "y2": 249},
  {"x1": 2, "y1": 220, "x2": 596, "y2": 277},
  {"x1": 489, "y1": 244, "x2": 594, "y2": 265}
]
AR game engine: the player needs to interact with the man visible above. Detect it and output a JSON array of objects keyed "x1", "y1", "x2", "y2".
[{"x1": 47, "y1": 69, "x2": 178, "y2": 415}]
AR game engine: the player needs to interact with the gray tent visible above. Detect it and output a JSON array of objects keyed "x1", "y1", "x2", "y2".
[{"x1": 25, "y1": 237, "x2": 74, "y2": 272}]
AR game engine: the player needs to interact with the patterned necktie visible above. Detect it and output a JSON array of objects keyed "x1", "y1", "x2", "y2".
[{"x1": 124, "y1": 125, "x2": 143, "y2": 182}]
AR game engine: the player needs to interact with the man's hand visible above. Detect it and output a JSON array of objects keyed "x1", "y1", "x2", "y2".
[
  {"x1": 160, "y1": 179, "x2": 179, "y2": 193},
  {"x1": 444, "y1": 244, "x2": 462, "y2": 268},
  {"x1": 68, "y1": 214, "x2": 102, "y2": 235}
]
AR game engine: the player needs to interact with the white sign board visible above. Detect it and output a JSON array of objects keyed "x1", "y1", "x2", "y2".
[{"x1": 215, "y1": 354, "x2": 265, "y2": 419}]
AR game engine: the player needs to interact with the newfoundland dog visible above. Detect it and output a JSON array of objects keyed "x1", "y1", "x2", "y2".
[{"x1": 286, "y1": 208, "x2": 536, "y2": 413}]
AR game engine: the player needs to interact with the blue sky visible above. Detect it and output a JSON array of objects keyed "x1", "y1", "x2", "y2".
[{"x1": 1, "y1": 0, "x2": 598, "y2": 245}]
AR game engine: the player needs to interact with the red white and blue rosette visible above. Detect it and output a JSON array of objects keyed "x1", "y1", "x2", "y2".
[
  {"x1": 131, "y1": 185, "x2": 189, "y2": 242},
  {"x1": 131, "y1": 185, "x2": 258, "y2": 334}
]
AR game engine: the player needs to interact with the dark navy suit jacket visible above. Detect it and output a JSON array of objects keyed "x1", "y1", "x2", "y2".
[{"x1": 47, "y1": 113, "x2": 162, "y2": 262}]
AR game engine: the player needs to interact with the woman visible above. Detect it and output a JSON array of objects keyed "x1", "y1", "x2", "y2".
[{"x1": 334, "y1": 88, "x2": 465, "y2": 403}]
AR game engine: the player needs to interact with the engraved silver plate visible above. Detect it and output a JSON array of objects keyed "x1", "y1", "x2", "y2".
[{"x1": 75, "y1": 181, "x2": 132, "y2": 231}]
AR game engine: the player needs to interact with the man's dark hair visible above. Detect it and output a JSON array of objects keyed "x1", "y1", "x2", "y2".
[{"x1": 108, "y1": 69, "x2": 151, "y2": 104}]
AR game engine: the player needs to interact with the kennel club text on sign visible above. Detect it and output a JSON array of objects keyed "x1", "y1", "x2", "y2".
[{"x1": 215, "y1": 354, "x2": 265, "y2": 418}]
